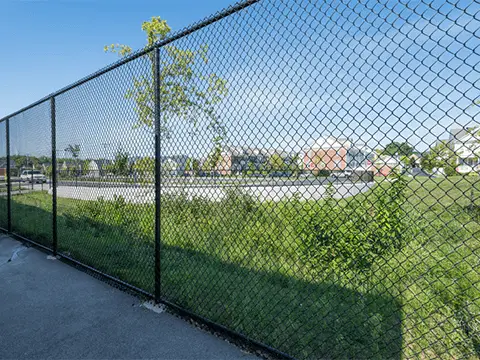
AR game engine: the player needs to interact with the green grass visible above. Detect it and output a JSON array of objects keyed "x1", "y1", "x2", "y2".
[{"x1": 1, "y1": 176, "x2": 479, "y2": 359}]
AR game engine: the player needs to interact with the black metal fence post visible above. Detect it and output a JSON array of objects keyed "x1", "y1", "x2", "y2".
[
  {"x1": 6, "y1": 118, "x2": 11, "y2": 233},
  {"x1": 51, "y1": 96, "x2": 57, "y2": 255},
  {"x1": 154, "y1": 46, "x2": 161, "y2": 303}
]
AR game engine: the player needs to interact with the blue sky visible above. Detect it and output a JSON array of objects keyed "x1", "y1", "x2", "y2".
[
  {"x1": 1, "y1": 0, "x2": 480, "y2": 160},
  {"x1": 0, "y1": 0, "x2": 238, "y2": 117}
]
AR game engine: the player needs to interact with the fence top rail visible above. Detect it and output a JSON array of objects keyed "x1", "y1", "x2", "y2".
[{"x1": 0, "y1": 0, "x2": 259, "y2": 123}]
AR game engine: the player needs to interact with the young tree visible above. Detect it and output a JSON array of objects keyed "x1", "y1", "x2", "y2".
[
  {"x1": 11, "y1": 155, "x2": 26, "y2": 168},
  {"x1": 400, "y1": 155, "x2": 417, "y2": 170},
  {"x1": 82, "y1": 160, "x2": 91, "y2": 176},
  {"x1": 185, "y1": 157, "x2": 200, "y2": 176},
  {"x1": 409, "y1": 155, "x2": 417, "y2": 168},
  {"x1": 105, "y1": 17, "x2": 227, "y2": 147},
  {"x1": 421, "y1": 141, "x2": 456, "y2": 176},
  {"x1": 311, "y1": 154, "x2": 326, "y2": 174},
  {"x1": 45, "y1": 165, "x2": 53, "y2": 178},
  {"x1": 185, "y1": 157, "x2": 192, "y2": 174},
  {"x1": 289, "y1": 154, "x2": 302, "y2": 177},
  {"x1": 203, "y1": 146, "x2": 222, "y2": 173},
  {"x1": 65, "y1": 144, "x2": 80, "y2": 158},
  {"x1": 30, "y1": 157, "x2": 40, "y2": 169},
  {"x1": 38, "y1": 156, "x2": 51, "y2": 165},
  {"x1": 247, "y1": 160, "x2": 256, "y2": 175},
  {"x1": 132, "y1": 157, "x2": 154, "y2": 184},
  {"x1": 269, "y1": 153, "x2": 287, "y2": 173},
  {"x1": 192, "y1": 159, "x2": 200, "y2": 176},
  {"x1": 112, "y1": 148, "x2": 130, "y2": 176},
  {"x1": 383, "y1": 142, "x2": 414, "y2": 157},
  {"x1": 65, "y1": 144, "x2": 81, "y2": 175}
]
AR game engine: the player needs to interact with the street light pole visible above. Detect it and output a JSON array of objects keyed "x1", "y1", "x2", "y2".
[
  {"x1": 28, "y1": 154, "x2": 33, "y2": 190},
  {"x1": 101, "y1": 143, "x2": 112, "y2": 180},
  {"x1": 55, "y1": 149, "x2": 64, "y2": 187}
]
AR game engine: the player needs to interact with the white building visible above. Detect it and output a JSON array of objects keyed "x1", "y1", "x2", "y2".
[{"x1": 449, "y1": 128, "x2": 480, "y2": 174}]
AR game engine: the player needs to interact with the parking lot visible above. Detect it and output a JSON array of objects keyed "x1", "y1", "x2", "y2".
[
  {"x1": 46, "y1": 181, "x2": 372, "y2": 203},
  {"x1": 0, "y1": 176, "x2": 375, "y2": 203}
]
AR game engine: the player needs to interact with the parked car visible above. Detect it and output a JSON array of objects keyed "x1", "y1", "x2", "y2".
[{"x1": 20, "y1": 170, "x2": 47, "y2": 183}]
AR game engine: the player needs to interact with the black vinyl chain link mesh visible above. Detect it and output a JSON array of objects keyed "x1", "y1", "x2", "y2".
[
  {"x1": 1, "y1": 0, "x2": 480, "y2": 358},
  {"x1": 8, "y1": 102, "x2": 52, "y2": 247}
]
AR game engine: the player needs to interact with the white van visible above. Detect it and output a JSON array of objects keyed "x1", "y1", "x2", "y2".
[{"x1": 20, "y1": 170, "x2": 47, "y2": 183}]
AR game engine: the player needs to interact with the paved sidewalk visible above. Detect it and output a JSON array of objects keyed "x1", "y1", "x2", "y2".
[{"x1": 0, "y1": 235, "x2": 255, "y2": 359}]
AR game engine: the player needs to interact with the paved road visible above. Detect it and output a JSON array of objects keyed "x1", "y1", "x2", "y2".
[
  {"x1": 0, "y1": 235, "x2": 256, "y2": 359},
  {"x1": 58, "y1": 176, "x2": 360, "y2": 189},
  {"x1": 45, "y1": 182, "x2": 374, "y2": 203},
  {"x1": 0, "y1": 176, "x2": 364, "y2": 189},
  {"x1": 4, "y1": 179, "x2": 374, "y2": 203}
]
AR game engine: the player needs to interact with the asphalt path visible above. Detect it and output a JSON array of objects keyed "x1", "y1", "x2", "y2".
[{"x1": 0, "y1": 236, "x2": 256, "y2": 359}]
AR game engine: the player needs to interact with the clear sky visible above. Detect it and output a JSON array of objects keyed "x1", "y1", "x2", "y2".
[
  {"x1": 0, "y1": 0, "x2": 238, "y2": 117},
  {"x1": 1, "y1": 0, "x2": 479, "y2": 161}
]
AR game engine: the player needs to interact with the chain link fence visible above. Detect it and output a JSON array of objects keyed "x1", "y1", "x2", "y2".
[{"x1": 1, "y1": 0, "x2": 479, "y2": 358}]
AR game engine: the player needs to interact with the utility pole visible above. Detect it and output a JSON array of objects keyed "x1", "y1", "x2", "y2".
[
  {"x1": 26, "y1": 154, "x2": 33, "y2": 190},
  {"x1": 55, "y1": 149, "x2": 64, "y2": 186}
]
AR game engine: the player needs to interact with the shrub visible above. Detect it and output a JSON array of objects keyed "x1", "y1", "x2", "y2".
[
  {"x1": 299, "y1": 174, "x2": 418, "y2": 272},
  {"x1": 65, "y1": 177, "x2": 418, "y2": 275},
  {"x1": 315, "y1": 169, "x2": 330, "y2": 177},
  {"x1": 66, "y1": 195, "x2": 154, "y2": 242}
]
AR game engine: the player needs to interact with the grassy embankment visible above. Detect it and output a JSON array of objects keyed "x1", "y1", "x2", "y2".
[{"x1": 2, "y1": 176, "x2": 478, "y2": 359}]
